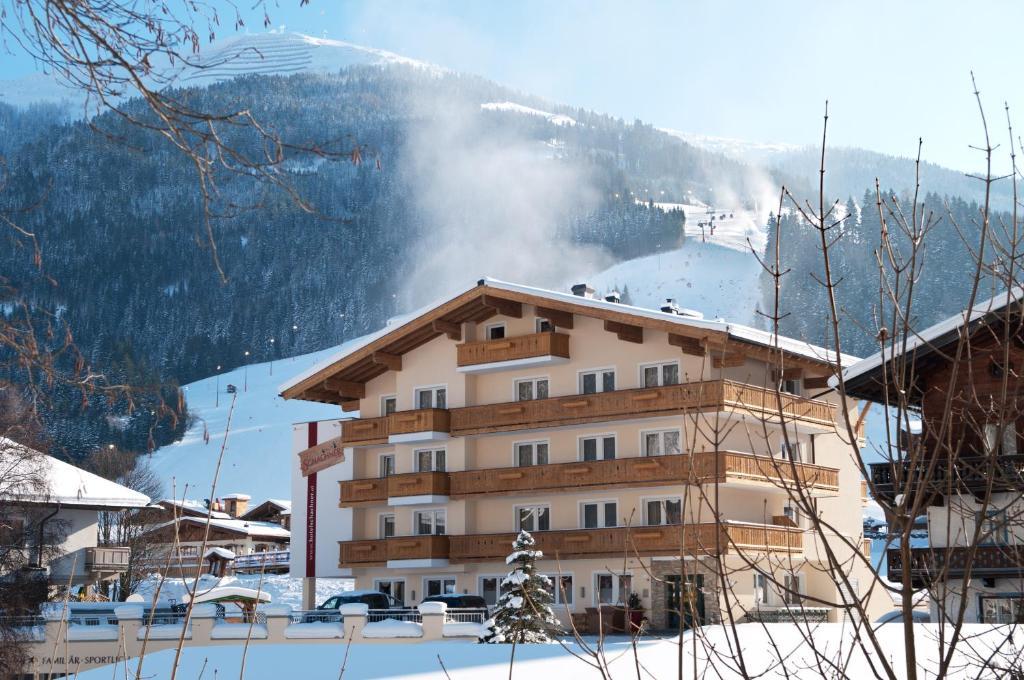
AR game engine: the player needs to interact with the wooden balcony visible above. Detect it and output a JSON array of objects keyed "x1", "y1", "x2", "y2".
[
  {"x1": 457, "y1": 332, "x2": 571, "y2": 369},
  {"x1": 341, "y1": 416, "x2": 390, "y2": 446},
  {"x1": 341, "y1": 408, "x2": 451, "y2": 446},
  {"x1": 340, "y1": 471, "x2": 450, "y2": 506},
  {"x1": 339, "y1": 477, "x2": 387, "y2": 505},
  {"x1": 339, "y1": 535, "x2": 450, "y2": 566},
  {"x1": 887, "y1": 545, "x2": 1024, "y2": 583},
  {"x1": 871, "y1": 455, "x2": 1024, "y2": 505},
  {"x1": 85, "y1": 546, "x2": 131, "y2": 572},
  {"x1": 448, "y1": 523, "x2": 803, "y2": 562}
]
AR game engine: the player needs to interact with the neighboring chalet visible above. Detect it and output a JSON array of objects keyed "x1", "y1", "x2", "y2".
[
  {"x1": 281, "y1": 279, "x2": 888, "y2": 629},
  {"x1": 0, "y1": 438, "x2": 150, "y2": 590},
  {"x1": 243, "y1": 498, "x2": 292, "y2": 531},
  {"x1": 842, "y1": 289, "x2": 1024, "y2": 623},
  {"x1": 142, "y1": 493, "x2": 290, "y2": 576}
]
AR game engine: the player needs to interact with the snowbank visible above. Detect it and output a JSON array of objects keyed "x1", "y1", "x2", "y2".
[
  {"x1": 283, "y1": 622, "x2": 345, "y2": 639},
  {"x1": 443, "y1": 621, "x2": 488, "y2": 638},
  {"x1": 210, "y1": 623, "x2": 268, "y2": 640},
  {"x1": 361, "y1": 619, "x2": 424, "y2": 638}
]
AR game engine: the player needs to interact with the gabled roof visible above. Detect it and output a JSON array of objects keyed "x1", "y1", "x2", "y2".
[
  {"x1": 0, "y1": 438, "x2": 150, "y2": 510},
  {"x1": 280, "y1": 278, "x2": 857, "y2": 404},
  {"x1": 241, "y1": 498, "x2": 291, "y2": 520},
  {"x1": 144, "y1": 516, "x2": 291, "y2": 540},
  {"x1": 157, "y1": 498, "x2": 232, "y2": 520},
  {"x1": 836, "y1": 287, "x2": 1023, "y2": 402}
]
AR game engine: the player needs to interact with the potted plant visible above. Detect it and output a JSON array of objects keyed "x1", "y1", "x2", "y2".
[{"x1": 626, "y1": 592, "x2": 644, "y2": 631}]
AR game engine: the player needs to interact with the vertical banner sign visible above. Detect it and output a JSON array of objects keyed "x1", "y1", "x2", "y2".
[{"x1": 305, "y1": 421, "x2": 318, "y2": 578}]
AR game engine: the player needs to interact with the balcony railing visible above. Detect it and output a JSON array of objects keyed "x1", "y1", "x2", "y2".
[
  {"x1": 448, "y1": 523, "x2": 803, "y2": 562},
  {"x1": 339, "y1": 452, "x2": 839, "y2": 507},
  {"x1": 340, "y1": 535, "x2": 450, "y2": 566},
  {"x1": 870, "y1": 454, "x2": 1024, "y2": 503},
  {"x1": 887, "y1": 545, "x2": 1024, "y2": 582},
  {"x1": 85, "y1": 546, "x2": 131, "y2": 571},
  {"x1": 233, "y1": 550, "x2": 291, "y2": 571},
  {"x1": 341, "y1": 408, "x2": 452, "y2": 446},
  {"x1": 457, "y1": 332, "x2": 570, "y2": 367}
]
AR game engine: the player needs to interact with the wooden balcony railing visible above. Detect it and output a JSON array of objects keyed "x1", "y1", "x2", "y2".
[
  {"x1": 448, "y1": 523, "x2": 802, "y2": 562},
  {"x1": 339, "y1": 380, "x2": 837, "y2": 446},
  {"x1": 85, "y1": 546, "x2": 131, "y2": 571},
  {"x1": 339, "y1": 535, "x2": 450, "y2": 566},
  {"x1": 339, "y1": 453, "x2": 840, "y2": 507},
  {"x1": 887, "y1": 545, "x2": 1024, "y2": 582},
  {"x1": 871, "y1": 455, "x2": 1024, "y2": 505},
  {"x1": 457, "y1": 332, "x2": 571, "y2": 367}
]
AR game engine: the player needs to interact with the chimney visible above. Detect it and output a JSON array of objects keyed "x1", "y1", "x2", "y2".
[
  {"x1": 222, "y1": 493, "x2": 251, "y2": 518},
  {"x1": 571, "y1": 283, "x2": 596, "y2": 299},
  {"x1": 604, "y1": 290, "x2": 621, "y2": 303},
  {"x1": 660, "y1": 298, "x2": 680, "y2": 315}
]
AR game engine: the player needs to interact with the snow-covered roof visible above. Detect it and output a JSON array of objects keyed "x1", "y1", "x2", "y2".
[
  {"x1": 204, "y1": 547, "x2": 236, "y2": 561},
  {"x1": 266, "y1": 499, "x2": 291, "y2": 511},
  {"x1": 222, "y1": 493, "x2": 251, "y2": 501},
  {"x1": 0, "y1": 438, "x2": 150, "y2": 509},
  {"x1": 835, "y1": 286, "x2": 1023, "y2": 395},
  {"x1": 147, "y1": 516, "x2": 291, "y2": 540},
  {"x1": 280, "y1": 278, "x2": 856, "y2": 397},
  {"x1": 158, "y1": 498, "x2": 232, "y2": 520}
]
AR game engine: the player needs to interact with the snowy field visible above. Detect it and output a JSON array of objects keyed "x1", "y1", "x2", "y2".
[
  {"x1": 133, "y1": 573, "x2": 351, "y2": 609},
  {"x1": 80, "y1": 623, "x2": 1024, "y2": 679},
  {"x1": 638, "y1": 201, "x2": 768, "y2": 254}
]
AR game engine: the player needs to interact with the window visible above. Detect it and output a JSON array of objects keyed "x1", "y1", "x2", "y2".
[
  {"x1": 379, "y1": 514, "x2": 396, "y2": 539},
  {"x1": 641, "y1": 362, "x2": 680, "y2": 388},
  {"x1": 424, "y1": 577, "x2": 457, "y2": 598},
  {"x1": 381, "y1": 395, "x2": 397, "y2": 416},
  {"x1": 536, "y1": 317, "x2": 555, "y2": 333},
  {"x1": 581, "y1": 501, "x2": 618, "y2": 528},
  {"x1": 580, "y1": 369, "x2": 615, "y2": 394},
  {"x1": 516, "y1": 441, "x2": 549, "y2": 467},
  {"x1": 753, "y1": 573, "x2": 770, "y2": 606},
  {"x1": 516, "y1": 505, "x2": 550, "y2": 532},
  {"x1": 781, "y1": 379, "x2": 801, "y2": 395},
  {"x1": 414, "y1": 509, "x2": 446, "y2": 536},
  {"x1": 415, "y1": 448, "x2": 446, "y2": 472},
  {"x1": 379, "y1": 454, "x2": 395, "y2": 478},
  {"x1": 783, "y1": 505, "x2": 802, "y2": 527},
  {"x1": 595, "y1": 573, "x2": 632, "y2": 605},
  {"x1": 580, "y1": 435, "x2": 616, "y2": 461},
  {"x1": 985, "y1": 422, "x2": 1019, "y2": 456},
  {"x1": 780, "y1": 441, "x2": 803, "y2": 462},
  {"x1": 981, "y1": 595, "x2": 1024, "y2": 623},
  {"x1": 783, "y1": 575, "x2": 804, "y2": 605},
  {"x1": 415, "y1": 386, "x2": 447, "y2": 409},
  {"x1": 979, "y1": 509, "x2": 1008, "y2": 545},
  {"x1": 645, "y1": 498, "x2": 682, "y2": 526},
  {"x1": 486, "y1": 323, "x2": 506, "y2": 340},
  {"x1": 542, "y1": 573, "x2": 574, "y2": 605},
  {"x1": 643, "y1": 429, "x2": 681, "y2": 456},
  {"x1": 0, "y1": 517, "x2": 25, "y2": 547},
  {"x1": 375, "y1": 579, "x2": 406, "y2": 605},
  {"x1": 515, "y1": 377, "x2": 549, "y2": 401},
  {"x1": 480, "y1": 576, "x2": 500, "y2": 606}
]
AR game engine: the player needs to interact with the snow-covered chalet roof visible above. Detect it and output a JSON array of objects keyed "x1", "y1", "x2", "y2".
[
  {"x1": 145, "y1": 516, "x2": 291, "y2": 540},
  {"x1": 0, "y1": 438, "x2": 150, "y2": 509}
]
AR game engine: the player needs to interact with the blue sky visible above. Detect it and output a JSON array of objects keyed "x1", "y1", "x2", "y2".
[{"x1": 3, "y1": 0, "x2": 1020, "y2": 172}]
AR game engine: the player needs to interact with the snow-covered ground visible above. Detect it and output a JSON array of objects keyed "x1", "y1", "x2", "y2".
[
  {"x1": 133, "y1": 573, "x2": 351, "y2": 609},
  {"x1": 638, "y1": 200, "x2": 768, "y2": 254},
  {"x1": 480, "y1": 101, "x2": 577, "y2": 126},
  {"x1": 659, "y1": 128, "x2": 803, "y2": 164},
  {"x1": 80, "y1": 623, "x2": 1024, "y2": 679}
]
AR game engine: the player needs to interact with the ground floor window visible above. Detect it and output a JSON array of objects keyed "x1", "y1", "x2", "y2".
[
  {"x1": 424, "y1": 576, "x2": 457, "y2": 598},
  {"x1": 480, "y1": 576, "x2": 501, "y2": 606},
  {"x1": 595, "y1": 573, "x2": 632, "y2": 605},
  {"x1": 547, "y1": 574, "x2": 573, "y2": 605},
  {"x1": 375, "y1": 579, "x2": 406, "y2": 606},
  {"x1": 981, "y1": 594, "x2": 1024, "y2": 623}
]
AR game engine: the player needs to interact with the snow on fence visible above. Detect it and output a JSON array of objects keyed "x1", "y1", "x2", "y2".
[{"x1": 233, "y1": 549, "x2": 290, "y2": 571}]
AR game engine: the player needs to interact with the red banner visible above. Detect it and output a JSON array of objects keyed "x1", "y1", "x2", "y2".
[{"x1": 305, "y1": 422, "x2": 318, "y2": 578}]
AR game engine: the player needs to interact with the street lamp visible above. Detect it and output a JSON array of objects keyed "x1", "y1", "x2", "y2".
[
  {"x1": 244, "y1": 351, "x2": 250, "y2": 392},
  {"x1": 215, "y1": 365, "x2": 222, "y2": 408},
  {"x1": 269, "y1": 338, "x2": 275, "y2": 376}
]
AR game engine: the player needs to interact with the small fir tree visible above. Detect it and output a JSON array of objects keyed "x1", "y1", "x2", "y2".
[{"x1": 480, "y1": 530, "x2": 560, "y2": 643}]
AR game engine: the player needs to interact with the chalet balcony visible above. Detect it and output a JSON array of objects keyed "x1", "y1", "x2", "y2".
[
  {"x1": 447, "y1": 522, "x2": 803, "y2": 562},
  {"x1": 456, "y1": 332, "x2": 571, "y2": 373},
  {"x1": 85, "y1": 546, "x2": 131, "y2": 572},
  {"x1": 887, "y1": 545, "x2": 1024, "y2": 583},
  {"x1": 869, "y1": 455, "x2": 1024, "y2": 504},
  {"x1": 338, "y1": 453, "x2": 840, "y2": 507},
  {"x1": 338, "y1": 379, "x2": 837, "y2": 447},
  {"x1": 339, "y1": 535, "x2": 450, "y2": 567}
]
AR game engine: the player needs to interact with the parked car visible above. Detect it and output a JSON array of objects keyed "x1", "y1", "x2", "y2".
[
  {"x1": 420, "y1": 594, "x2": 489, "y2": 620},
  {"x1": 317, "y1": 590, "x2": 403, "y2": 611}
]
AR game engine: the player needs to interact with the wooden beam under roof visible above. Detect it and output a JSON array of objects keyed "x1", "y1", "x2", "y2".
[
  {"x1": 372, "y1": 351, "x2": 402, "y2": 371},
  {"x1": 322, "y1": 377, "x2": 366, "y2": 399},
  {"x1": 432, "y1": 319, "x2": 462, "y2": 341},
  {"x1": 535, "y1": 306, "x2": 574, "y2": 329},
  {"x1": 341, "y1": 401, "x2": 360, "y2": 412},
  {"x1": 803, "y1": 376, "x2": 831, "y2": 389},
  {"x1": 481, "y1": 295, "x2": 523, "y2": 318},
  {"x1": 669, "y1": 333, "x2": 704, "y2": 356},
  {"x1": 604, "y1": 320, "x2": 644, "y2": 344},
  {"x1": 713, "y1": 352, "x2": 747, "y2": 368}
]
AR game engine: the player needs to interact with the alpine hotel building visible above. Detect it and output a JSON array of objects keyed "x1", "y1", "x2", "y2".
[{"x1": 282, "y1": 279, "x2": 886, "y2": 629}]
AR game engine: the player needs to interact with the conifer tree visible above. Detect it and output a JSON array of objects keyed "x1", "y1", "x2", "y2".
[{"x1": 480, "y1": 530, "x2": 559, "y2": 643}]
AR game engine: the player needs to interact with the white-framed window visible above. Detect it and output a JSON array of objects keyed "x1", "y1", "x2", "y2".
[
  {"x1": 424, "y1": 576, "x2": 457, "y2": 598},
  {"x1": 642, "y1": 429, "x2": 681, "y2": 456},
  {"x1": 782, "y1": 574, "x2": 804, "y2": 605},
  {"x1": 515, "y1": 377, "x2": 549, "y2": 401},
  {"x1": 543, "y1": 573, "x2": 574, "y2": 605},
  {"x1": 415, "y1": 448, "x2": 446, "y2": 472},
  {"x1": 413, "y1": 509, "x2": 446, "y2": 536},
  {"x1": 536, "y1": 317, "x2": 555, "y2": 333},
  {"x1": 581, "y1": 501, "x2": 618, "y2": 529},
  {"x1": 753, "y1": 573, "x2": 770, "y2": 606},
  {"x1": 978, "y1": 509, "x2": 1009, "y2": 545},
  {"x1": 485, "y1": 323, "x2": 506, "y2": 340},
  {"x1": 644, "y1": 497, "x2": 682, "y2": 526},
  {"x1": 779, "y1": 440, "x2": 803, "y2": 462},
  {"x1": 379, "y1": 513, "x2": 396, "y2": 539},
  {"x1": 516, "y1": 505, "x2": 550, "y2": 532},
  {"x1": 579, "y1": 368, "x2": 615, "y2": 394},
  {"x1": 515, "y1": 440, "x2": 549, "y2": 467},
  {"x1": 781, "y1": 378, "x2": 801, "y2": 395},
  {"x1": 594, "y1": 573, "x2": 632, "y2": 605},
  {"x1": 985, "y1": 422, "x2": 1019, "y2": 456},
  {"x1": 640, "y1": 361, "x2": 680, "y2": 388},
  {"x1": 375, "y1": 578, "x2": 406, "y2": 605},
  {"x1": 783, "y1": 504, "x2": 802, "y2": 528},
  {"x1": 381, "y1": 395, "x2": 397, "y2": 416},
  {"x1": 580, "y1": 434, "x2": 616, "y2": 461},
  {"x1": 479, "y1": 575, "x2": 502, "y2": 606},
  {"x1": 415, "y1": 385, "x2": 447, "y2": 409},
  {"x1": 379, "y1": 454, "x2": 395, "y2": 478}
]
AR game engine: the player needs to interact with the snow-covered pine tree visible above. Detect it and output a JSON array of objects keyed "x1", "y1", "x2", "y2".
[{"x1": 480, "y1": 530, "x2": 560, "y2": 643}]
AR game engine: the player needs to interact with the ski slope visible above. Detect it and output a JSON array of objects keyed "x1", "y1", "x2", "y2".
[
  {"x1": 639, "y1": 200, "x2": 768, "y2": 254},
  {"x1": 480, "y1": 101, "x2": 577, "y2": 126}
]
